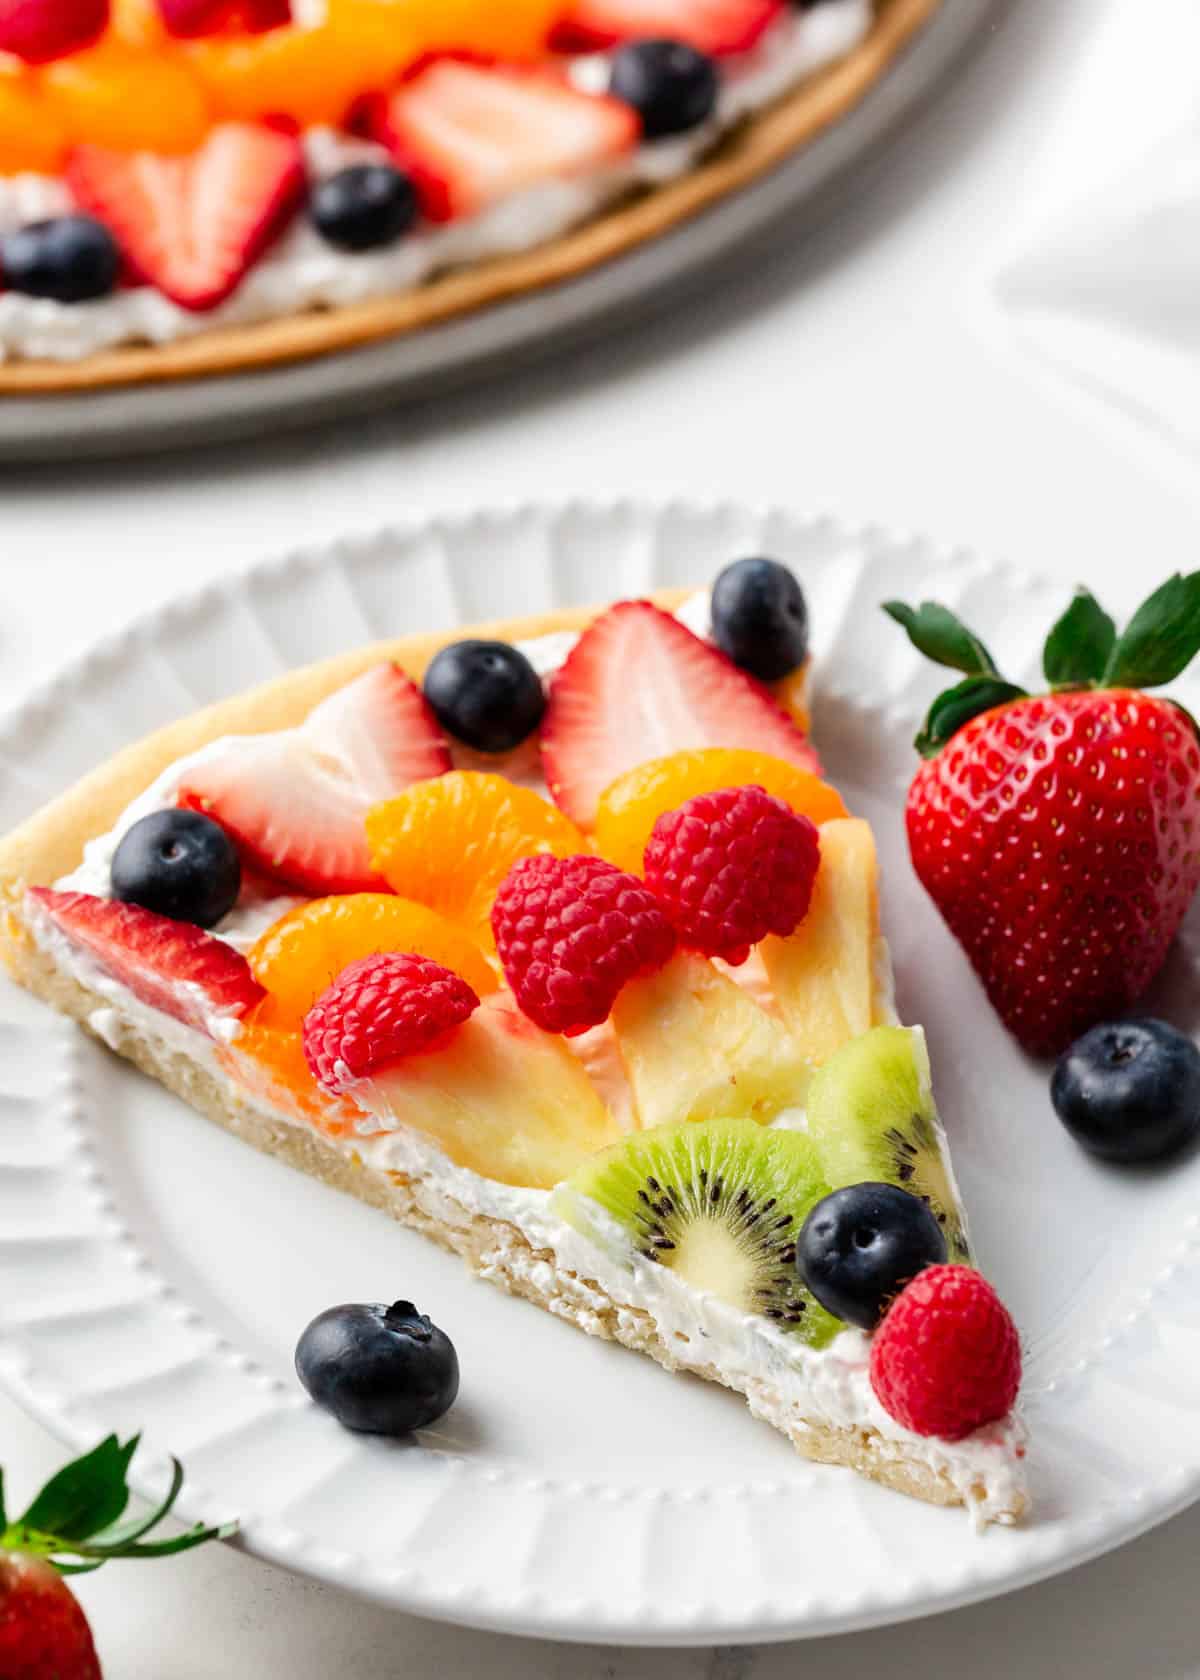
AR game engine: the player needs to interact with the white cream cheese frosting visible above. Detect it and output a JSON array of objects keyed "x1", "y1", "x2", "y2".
[{"x1": 0, "y1": 0, "x2": 872, "y2": 363}]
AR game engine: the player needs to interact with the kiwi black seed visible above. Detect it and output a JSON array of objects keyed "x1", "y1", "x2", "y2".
[
  {"x1": 557, "y1": 1116, "x2": 843, "y2": 1347},
  {"x1": 806, "y1": 1025, "x2": 972, "y2": 1264}
]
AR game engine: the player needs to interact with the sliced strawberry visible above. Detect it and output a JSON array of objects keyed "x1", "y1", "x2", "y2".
[
  {"x1": 178, "y1": 664, "x2": 452, "y2": 896},
  {"x1": 551, "y1": 0, "x2": 783, "y2": 56},
  {"x1": 28, "y1": 888, "x2": 265, "y2": 1037},
  {"x1": 67, "y1": 121, "x2": 305, "y2": 313},
  {"x1": 241, "y1": 0, "x2": 289, "y2": 27},
  {"x1": 156, "y1": 0, "x2": 228, "y2": 34},
  {"x1": 540, "y1": 601, "x2": 822, "y2": 829},
  {"x1": 156, "y1": 0, "x2": 289, "y2": 35},
  {"x1": 0, "y1": 0, "x2": 108, "y2": 64},
  {"x1": 372, "y1": 59, "x2": 638, "y2": 224}
]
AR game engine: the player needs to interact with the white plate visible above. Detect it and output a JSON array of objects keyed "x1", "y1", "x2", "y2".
[
  {"x1": 1, "y1": 501, "x2": 1199, "y2": 1647},
  {"x1": 0, "y1": 0, "x2": 994, "y2": 464}
]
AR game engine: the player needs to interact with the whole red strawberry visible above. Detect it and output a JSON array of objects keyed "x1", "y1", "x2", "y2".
[
  {"x1": 0, "y1": 1555, "x2": 100, "y2": 1680},
  {"x1": 1, "y1": 1435, "x2": 232, "y2": 1679},
  {"x1": 869, "y1": 1264, "x2": 1021, "y2": 1440},
  {"x1": 887, "y1": 576, "x2": 1200, "y2": 1055},
  {"x1": 644, "y1": 783, "x2": 821, "y2": 965}
]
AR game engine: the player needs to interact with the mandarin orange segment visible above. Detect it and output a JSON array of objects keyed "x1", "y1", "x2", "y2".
[
  {"x1": 366, "y1": 771, "x2": 587, "y2": 946},
  {"x1": 222, "y1": 1016, "x2": 360, "y2": 1137},
  {"x1": 43, "y1": 42, "x2": 211, "y2": 152},
  {"x1": 0, "y1": 69, "x2": 67, "y2": 173},
  {"x1": 424, "y1": 0, "x2": 566, "y2": 58},
  {"x1": 593, "y1": 749, "x2": 849, "y2": 875},
  {"x1": 188, "y1": 2, "x2": 417, "y2": 127},
  {"x1": 248, "y1": 892, "x2": 497, "y2": 1029}
]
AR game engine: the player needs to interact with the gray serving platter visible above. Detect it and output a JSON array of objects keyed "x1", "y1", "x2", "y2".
[{"x1": 0, "y1": 0, "x2": 994, "y2": 462}]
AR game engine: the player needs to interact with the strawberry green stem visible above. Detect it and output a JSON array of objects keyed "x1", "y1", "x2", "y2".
[
  {"x1": 885, "y1": 571, "x2": 1200, "y2": 756},
  {"x1": 1, "y1": 1435, "x2": 234, "y2": 1575}
]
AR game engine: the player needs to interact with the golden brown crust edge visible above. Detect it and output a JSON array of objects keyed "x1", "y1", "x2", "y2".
[
  {"x1": 0, "y1": 0, "x2": 942, "y2": 395},
  {"x1": 0, "y1": 590, "x2": 691, "y2": 893},
  {"x1": 6, "y1": 928, "x2": 1026, "y2": 1521}
]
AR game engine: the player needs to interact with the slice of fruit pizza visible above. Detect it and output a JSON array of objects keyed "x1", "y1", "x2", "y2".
[{"x1": 0, "y1": 560, "x2": 1028, "y2": 1525}]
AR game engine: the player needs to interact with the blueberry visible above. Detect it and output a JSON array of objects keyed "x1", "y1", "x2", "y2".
[
  {"x1": 1051, "y1": 1018, "x2": 1200, "y2": 1164},
  {"x1": 797, "y1": 1182, "x2": 947, "y2": 1330},
  {"x1": 309, "y1": 164, "x2": 419, "y2": 252},
  {"x1": 711, "y1": 557, "x2": 809, "y2": 681},
  {"x1": 423, "y1": 639, "x2": 546, "y2": 754},
  {"x1": 110, "y1": 808, "x2": 241, "y2": 929},
  {"x1": 610, "y1": 39, "x2": 719, "y2": 140},
  {"x1": 1, "y1": 215, "x2": 120, "y2": 304},
  {"x1": 296, "y1": 1300, "x2": 459, "y2": 1435}
]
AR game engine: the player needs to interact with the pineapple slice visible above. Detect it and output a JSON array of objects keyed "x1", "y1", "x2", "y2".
[
  {"x1": 760, "y1": 817, "x2": 879, "y2": 1065},
  {"x1": 353, "y1": 993, "x2": 620, "y2": 1190},
  {"x1": 611, "y1": 949, "x2": 813, "y2": 1131}
]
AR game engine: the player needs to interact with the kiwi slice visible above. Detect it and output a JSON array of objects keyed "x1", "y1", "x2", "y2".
[
  {"x1": 806, "y1": 1025, "x2": 972, "y2": 1263},
  {"x1": 554, "y1": 1117, "x2": 842, "y2": 1348}
]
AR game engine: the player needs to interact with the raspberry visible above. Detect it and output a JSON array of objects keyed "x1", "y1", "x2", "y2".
[
  {"x1": 869, "y1": 1265, "x2": 1021, "y2": 1441},
  {"x1": 643, "y1": 784, "x2": 820, "y2": 965},
  {"x1": 491, "y1": 853, "x2": 676, "y2": 1036},
  {"x1": 302, "y1": 951, "x2": 479, "y2": 1093}
]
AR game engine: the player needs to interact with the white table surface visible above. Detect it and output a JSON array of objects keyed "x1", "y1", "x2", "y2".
[{"x1": 5, "y1": 0, "x2": 1200, "y2": 1670}]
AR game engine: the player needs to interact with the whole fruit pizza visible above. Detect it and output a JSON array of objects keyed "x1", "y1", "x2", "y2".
[
  {"x1": 4, "y1": 558, "x2": 1200, "y2": 1535},
  {"x1": 0, "y1": 0, "x2": 940, "y2": 390}
]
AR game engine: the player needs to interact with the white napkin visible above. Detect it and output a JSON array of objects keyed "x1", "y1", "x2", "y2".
[{"x1": 994, "y1": 0, "x2": 1200, "y2": 455}]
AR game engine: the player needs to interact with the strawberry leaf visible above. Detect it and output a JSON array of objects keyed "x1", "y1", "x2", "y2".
[
  {"x1": 17, "y1": 1435, "x2": 136, "y2": 1544},
  {"x1": 3, "y1": 1438, "x2": 236, "y2": 1573},
  {"x1": 81, "y1": 1459, "x2": 235, "y2": 1555},
  {"x1": 915, "y1": 676, "x2": 1027, "y2": 758},
  {"x1": 1043, "y1": 588, "x2": 1116, "y2": 688},
  {"x1": 93, "y1": 1523, "x2": 238, "y2": 1558},
  {"x1": 883, "y1": 600, "x2": 1000, "y2": 678},
  {"x1": 1103, "y1": 571, "x2": 1200, "y2": 688},
  {"x1": 86, "y1": 1458, "x2": 185, "y2": 1551}
]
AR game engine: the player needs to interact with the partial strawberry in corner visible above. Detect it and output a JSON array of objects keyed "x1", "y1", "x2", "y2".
[
  {"x1": 27, "y1": 888, "x2": 265, "y2": 1036},
  {"x1": 67, "y1": 121, "x2": 306, "y2": 312},
  {"x1": 0, "y1": 1434, "x2": 232, "y2": 1680},
  {"x1": 540, "y1": 600, "x2": 821, "y2": 829},
  {"x1": 887, "y1": 575, "x2": 1200, "y2": 1056},
  {"x1": 372, "y1": 59, "x2": 638, "y2": 224},
  {"x1": 179, "y1": 663, "x2": 452, "y2": 894},
  {"x1": 551, "y1": 0, "x2": 782, "y2": 56},
  {"x1": 0, "y1": 0, "x2": 109, "y2": 64}
]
